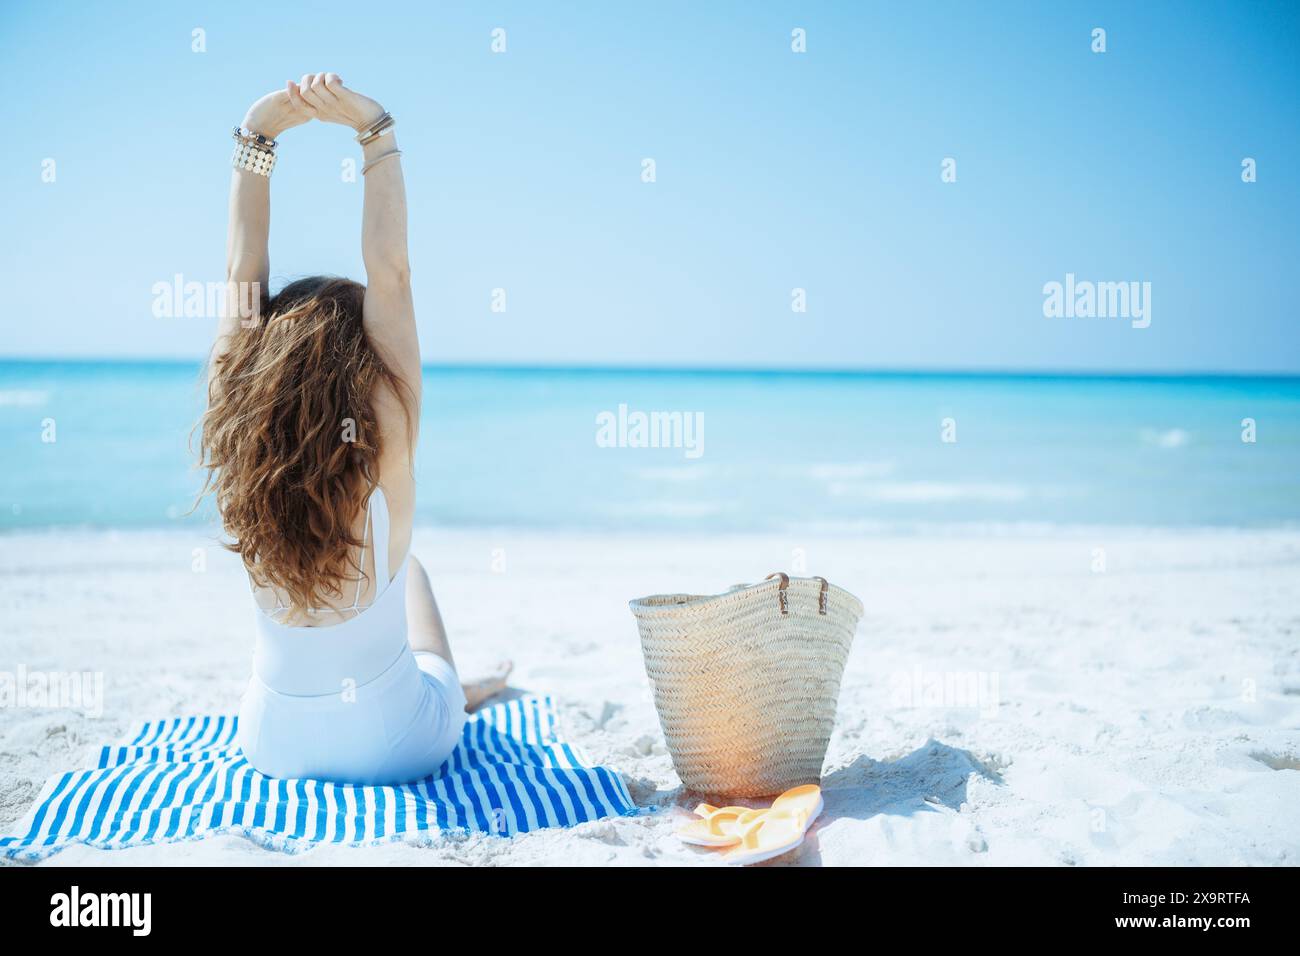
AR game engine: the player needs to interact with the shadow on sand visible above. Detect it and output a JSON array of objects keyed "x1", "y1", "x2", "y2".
[{"x1": 768, "y1": 740, "x2": 1005, "y2": 867}]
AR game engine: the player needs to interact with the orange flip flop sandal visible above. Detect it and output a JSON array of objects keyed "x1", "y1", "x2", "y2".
[
  {"x1": 675, "y1": 804, "x2": 753, "y2": 847},
  {"x1": 720, "y1": 785, "x2": 823, "y2": 865},
  {"x1": 770, "y1": 784, "x2": 824, "y2": 827},
  {"x1": 722, "y1": 808, "x2": 810, "y2": 866},
  {"x1": 676, "y1": 786, "x2": 825, "y2": 858}
]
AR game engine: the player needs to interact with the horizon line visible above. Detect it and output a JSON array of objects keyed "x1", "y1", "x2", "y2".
[{"x1": 1, "y1": 356, "x2": 1299, "y2": 382}]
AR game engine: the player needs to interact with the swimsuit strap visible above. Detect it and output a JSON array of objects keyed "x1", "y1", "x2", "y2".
[
  {"x1": 369, "y1": 484, "x2": 392, "y2": 589},
  {"x1": 350, "y1": 491, "x2": 374, "y2": 609}
]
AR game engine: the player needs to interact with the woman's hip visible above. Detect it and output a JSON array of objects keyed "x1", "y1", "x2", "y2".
[{"x1": 236, "y1": 646, "x2": 465, "y2": 785}]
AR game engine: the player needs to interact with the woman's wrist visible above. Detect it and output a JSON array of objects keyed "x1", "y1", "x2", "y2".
[
  {"x1": 352, "y1": 105, "x2": 387, "y2": 133},
  {"x1": 361, "y1": 132, "x2": 399, "y2": 160},
  {"x1": 242, "y1": 113, "x2": 283, "y2": 141}
]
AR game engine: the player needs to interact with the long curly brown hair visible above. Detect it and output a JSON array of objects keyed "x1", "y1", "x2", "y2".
[{"x1": 197, "y1": 276, "x2": 413, "y2": 614}]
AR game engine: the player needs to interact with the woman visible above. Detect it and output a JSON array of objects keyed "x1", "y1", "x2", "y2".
[{"x1": 199, "y1": 74, "x2": 509, "y2": 785}]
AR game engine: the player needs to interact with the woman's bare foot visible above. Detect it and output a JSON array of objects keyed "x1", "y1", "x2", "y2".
[{"x1": 462, "y1": 660, "x2": 513, "y2": 711}]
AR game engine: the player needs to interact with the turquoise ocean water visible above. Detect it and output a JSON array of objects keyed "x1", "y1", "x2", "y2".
[{"x1": 2, "y1": 360, "x2": 1298, "y2": 533}]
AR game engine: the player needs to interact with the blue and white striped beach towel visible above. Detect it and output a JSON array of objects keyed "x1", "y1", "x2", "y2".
[{"x1": 1, "y1": 695, "x2": 637, "y2": 862}]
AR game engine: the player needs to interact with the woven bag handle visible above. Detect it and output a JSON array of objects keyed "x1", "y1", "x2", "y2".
[
  {"x1": 763, "y1": 573, "x2": 830, "y2": 616},
  {"x1": 763, "y1": 572, "x2": 790, "y2": 614}
]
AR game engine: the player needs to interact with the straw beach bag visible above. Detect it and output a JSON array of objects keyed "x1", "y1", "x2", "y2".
[{"x1": 630, "y1": 573, "x2": 864, "y2": 798}]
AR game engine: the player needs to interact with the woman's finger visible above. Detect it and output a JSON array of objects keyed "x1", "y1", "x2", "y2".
[
  {"x1": 297, "y1": 73, "x2": 320, "y2": 105},
  {"x1": 313, "y1": 72, "x2": 340, "y2": 104},
  {"x1": 322, "y1": 73, "x2": 343, "y2": 98},
  {"x1": 287, "y1": 79, "x2": 315, "y2": 114},
  {"x1": 301, "y1": 72, "x2": 331, "y2": 110}
]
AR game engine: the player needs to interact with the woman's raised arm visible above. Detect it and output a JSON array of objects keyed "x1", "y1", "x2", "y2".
[
  {"x1": 295, "y1": 74, "x2": 420, "y2": 408},
  {"x1": 214, "y1": 87, "x2": 314, "y2": 375}
]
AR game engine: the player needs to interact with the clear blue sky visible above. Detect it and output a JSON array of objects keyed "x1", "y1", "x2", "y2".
[{"x1": 1, "y1": 1, "x2": 1297, "y2": 372}]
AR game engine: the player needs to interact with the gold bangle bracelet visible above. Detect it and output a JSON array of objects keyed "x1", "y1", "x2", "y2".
[
  {"x1": 361, "y1": 149, "x2": 402, "y2": 175},
  {"x1": 356, "y1": 112, "x2": 396, "y2": 147}
]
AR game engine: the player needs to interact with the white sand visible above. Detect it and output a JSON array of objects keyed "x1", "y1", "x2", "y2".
[{"x1": 2, "y1": 526, "x2": 1298, "y2": 866}]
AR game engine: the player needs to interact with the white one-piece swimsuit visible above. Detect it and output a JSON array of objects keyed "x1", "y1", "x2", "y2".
[{"x1": 235, "y1": 487, "x2": 467, "y2": 785}]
